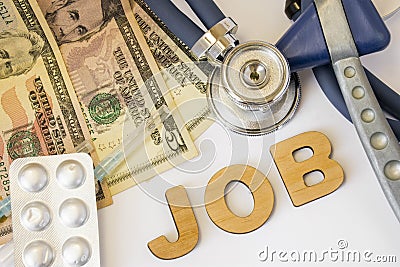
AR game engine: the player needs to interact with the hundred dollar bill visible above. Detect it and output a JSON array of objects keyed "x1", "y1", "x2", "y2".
[
  {"x1": 131, "y1": 0, "x2": 215, "y2": 140},
  {"x1": 37, "y1": 0, "x2": 198, "y2": 195},
  {"x1": 0, "y1": 0, "x2": 112, "y2": 245}
]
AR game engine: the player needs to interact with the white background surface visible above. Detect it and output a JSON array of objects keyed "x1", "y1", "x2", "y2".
[{"x1": 99, "y1": 1, "x2": 400, "y2": 266}]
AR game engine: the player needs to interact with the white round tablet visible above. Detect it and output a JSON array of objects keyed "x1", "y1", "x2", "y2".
[
  {"x1": 23, "y1": 240, "x2": 54, "y2": 267},
  {"x1": 18, "y1": 163, "x2": 48, "y2": 192},
  {"x1": 56, "y1": 160, "x2": 86, "y2": 189},
  {"x1": 21, "y1": 202, "x2": 51, "y2": 231},
  {"x1": 59, "y1": 198, "x2": 89, "y2": 228},
  {"x1": 62, "y1": 237, "x2": 91, "y2": 266}
]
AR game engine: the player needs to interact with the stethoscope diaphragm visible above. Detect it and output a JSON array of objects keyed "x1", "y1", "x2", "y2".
[{"x1": 207, "y1": 41, "x2": 301, "y2": 136}]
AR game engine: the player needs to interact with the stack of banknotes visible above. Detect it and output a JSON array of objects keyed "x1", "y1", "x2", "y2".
[{"x1": 0, "y1": 0, "x2": 213, "y2": 244}]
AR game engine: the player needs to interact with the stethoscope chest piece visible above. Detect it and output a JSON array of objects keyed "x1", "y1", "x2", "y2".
[{"x1": 208, "y1": 41, "x2": 301, "y2": 136}]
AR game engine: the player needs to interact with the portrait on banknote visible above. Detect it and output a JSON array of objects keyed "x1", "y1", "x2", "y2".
[
  {"x1": 0, "y1": 0, "x2": 114, "y2": 245},
  {"x1": 0, "y1": 30, "x2": 44, "y2": 79},
  {"x1": 43, "y1": 0, "x2": 123, "y2": 44}
]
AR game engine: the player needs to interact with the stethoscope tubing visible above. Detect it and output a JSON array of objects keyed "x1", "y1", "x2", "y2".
[
  {"x1": 365, "y1": 68, "x2": 400, "y2": 121},
  {"x1": 144, "y1": 0, "x2": 204, "y2": 47},
  {"x1": 184, "y1": 0, "x2": 226, "y2": 30},
  {"x1": 144, "y1": 0, "x2": 226, "y2": 48}
]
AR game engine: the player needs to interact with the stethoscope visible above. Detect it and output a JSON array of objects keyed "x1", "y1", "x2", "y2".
[
  {"x1": 143, "y1": 0, "x2": 300, "y2": 136},
  {"x1": 143, "y1": 0, "x2": 400, "y2": 221}
]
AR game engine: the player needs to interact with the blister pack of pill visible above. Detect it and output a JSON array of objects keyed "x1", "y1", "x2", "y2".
[{"x1": 9, "y1": 153, "x2": 100, "y2": 267}]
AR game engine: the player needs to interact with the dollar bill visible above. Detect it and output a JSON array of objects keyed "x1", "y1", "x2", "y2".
[
  {"x1": 131, "y1": 0, "x2": 215, "y2": 140},
  {"x1": 0, "y1": 0, "x2": 112, "y2": 245},
  {"x1": 36, "y1": 0, "x2": 198, "y2": 195}
]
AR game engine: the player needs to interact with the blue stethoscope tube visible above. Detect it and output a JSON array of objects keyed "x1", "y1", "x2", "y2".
[
  {"x1": 144, "y1": 0, "x2": 204, "y2": 48},
  {"x1": 144, "y1": 0, "x2": 226, "y2": 47},
  {"x1": 184, "y1": 0, "x2": 226, "y2": 29}
]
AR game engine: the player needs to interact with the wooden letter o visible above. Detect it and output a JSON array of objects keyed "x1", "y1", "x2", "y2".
[{"x1": 205, "y1": 165, "x2": 274, "y2": 234}]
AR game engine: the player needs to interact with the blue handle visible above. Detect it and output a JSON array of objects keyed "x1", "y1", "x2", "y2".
[
  {"x1": 185, "y1": 0, "x2": 226, "y2": 29},
  {"x1": 276, "y1": 4, "x2": 329, "y2": 72},
  {"x1": 143, "y1": 0, "x2": 204, "y2": 48},
  {"x1": 342, "y1": 0, "x2": 391, "y2": 55},
  {"x1": 276, "y1": 0, "x2": 390, "y2": 72}
]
